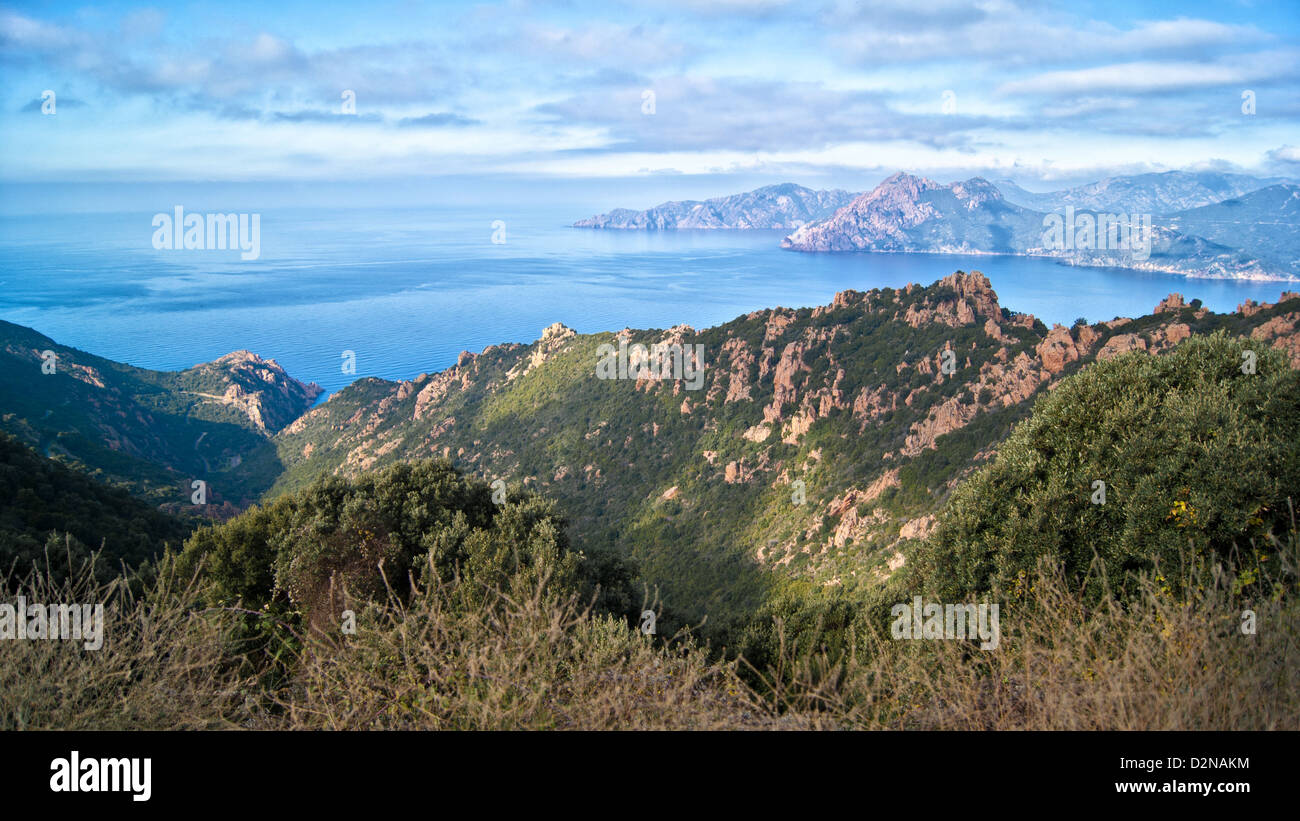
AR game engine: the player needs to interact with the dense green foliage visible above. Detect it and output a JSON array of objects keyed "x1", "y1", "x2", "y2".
[
  {"x1": 177, "y1": 460, "x2": 637, "y2": 634},
  {"x1": 5, "y1": 293, "x2": 1300, "y2": 728},
  {"x1": 258, "y1": 281, "x2": 1300, "y2": 641},
  {"x1": 0, "y1": 432, "x2": 194, "y2": 587},
  {"x1": 265, "y1": 276, "x2": 1052, "y2": 635},
  {"x1": 5, "y1": 283, "x2": 1300, "y2": 667},
  {"x1": 909, "y1": 331, "x2": 1300, "y2": 601}
]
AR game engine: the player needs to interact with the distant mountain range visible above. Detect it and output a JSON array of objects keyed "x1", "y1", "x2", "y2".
[
  {"x1": 1164, "y1": 184, "x2": 1300, "y2": 277},
  {"x1": 576, "y1": 171, "x2": 1299, "y2": 281},
  {"x1": 574, "y1": 182, "x2": 856, "y2": 229},
  {"x1": 995, "y1": 170, "x2": 1292, "y2": 214}
]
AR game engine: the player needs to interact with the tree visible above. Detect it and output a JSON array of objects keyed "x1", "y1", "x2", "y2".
[
  {"x1": 177, "y1": 459, "x2": 634, "y2": 633},
  {"x1": 907, "y1": 332, "x2": 1300, "y2": 602}
]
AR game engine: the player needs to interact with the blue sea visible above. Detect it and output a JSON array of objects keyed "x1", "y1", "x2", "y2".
[{"x1": 0, "y1": 205, "x2": 1291, "y2": 396}]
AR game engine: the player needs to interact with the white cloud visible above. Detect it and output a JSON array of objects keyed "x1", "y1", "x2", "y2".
[{"x1": 998, "y1": 52, "x2": 1297, "y2": 95}]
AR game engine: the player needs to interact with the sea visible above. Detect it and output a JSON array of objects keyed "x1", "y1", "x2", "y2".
[{"x1": 0, "y1": 204, "x2": 1291, "y2": 397}]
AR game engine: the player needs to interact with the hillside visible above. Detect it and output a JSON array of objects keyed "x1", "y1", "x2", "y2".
[
  {"x1": 994, "y1": 170, "x2": 1287, "y2": 215},
  {"x1": 263, "y1": 272, "x2": 1300, "y2": 631},
  {"x1": 574, "y1": 183, "x2": 857, "y2": 229},
  {"x1": 0, "y1": 432, "x2": 194, "y2": 586},
  {"x1": 4, "y1": 276, "x2": 1299, "y2": 730},
  {"x1": 0, "y1": 320, "x2": 322, "y2": 510},
  {"x1": 780, "y1": 173, "x2": 1041, "y2": 253},
  {"x1": 9, "y1": 307, "x2": 1298, "y2": 731},
  {"x1": 574, "y1": 172, "x2": 1296, "y2": 280},
  {"x1": 782, "y1": 173, "x2": 1289, "y2": 280},
  {"x1": 1163, "y1": 184, "x2": 1300, "y2": 277},
  {"x1": 5, "y1": 275, "x2": 1298, "y2": 632}
]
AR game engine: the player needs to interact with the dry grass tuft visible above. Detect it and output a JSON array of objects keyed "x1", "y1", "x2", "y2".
[{"x1": 4, "y1": 532, "x2": 1297, "y2": 730}]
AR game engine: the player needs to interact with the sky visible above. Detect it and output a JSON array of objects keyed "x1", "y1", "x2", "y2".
[{"x1": 1, "y1": 0, "x2": 1298, "y2": 206}]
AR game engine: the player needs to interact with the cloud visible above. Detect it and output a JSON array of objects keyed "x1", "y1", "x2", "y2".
[
  {"x1": 655, "y1": 0, "x2": 794, "y2": 14},
  {"x1": 0, "y1": 11, "x2": 83, "y2": 51},
  {"x1": 998, "y1": 58, "x2": 1283, "y2": 96},
  {"x1": 1263, "y1": 144, "x2": 1300, "y2": 176},
  {"x1": 1268, "y1": 145, "x2": 1300, "y2": 163},
  {"x1": 3, "y1": 13, "x2": 465, "y2": 114},
  {"x1": 0, "y1": 2, "x2": 1296, "y2": 182},
  {"x1": 825, "y1": 4, "x2": 1270, "y2": 66},
  {"x1": 397, "y1": 112, "x2": 482, "y2": 127},
  {"x1": 535, "y1": 77, "x2": 989, "y2": 153},
  {"x1": 271, "y1": 110, "x2": 383, "y2": 123},
  {"x1": 120, "y1": 9, "x2": 166, "y2": 40},
  {"x1": 518, "y1": 21, "x2": 696, "y2": 69}
]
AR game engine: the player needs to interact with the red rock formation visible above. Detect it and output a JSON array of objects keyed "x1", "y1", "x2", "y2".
[
  {"x1": 899, "y1": 514, "x2": 936, "y2": 541},
  {"x1": 1251, "y1": 313, "x2": 1300, "y2": 367},
  {"x1": 1036, "y1": 323, "x2": 1101, "y2": 375},
  {"x1": 1154, "y1": 293, "x2": 1187, "y2": 314},
  {"x1": 1096, "y1": 333, "x2": 1148, "y2": 360},
  {"x1": 902, "y1": 271, "x2": 1001, "y2": 328},
  {"x1": 720, "y1": 337, "x2": 755, "y2": 403},
  {"x1": 852, "y1": 384, "x2": 898, "y2": 424}
]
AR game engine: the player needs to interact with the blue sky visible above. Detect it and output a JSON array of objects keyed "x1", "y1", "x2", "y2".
[{"x1": 2, "y1": 0, "x2": 1298, "y2": 200}]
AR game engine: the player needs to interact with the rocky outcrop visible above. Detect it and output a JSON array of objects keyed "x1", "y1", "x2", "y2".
[
  {"x1": 901, "y1": 394, "x2": 981, "y2": 457},
  {"x1": 1097, "y1": 333, "x2": 1148, "y2": 360},
  {"x1": 822, "y1": 472, "x2": 899, "y2": 550},
  {"x1": 902, "y1": 271, "x2": 1002, "y2": 328},
  {"x1": 1152, "y1": 323, "x2": 1192, "y2": 350},
  {"x1": 1238, "y1": 292, "x2": 1300, "y2": 318},
  {"x1": 899, "y1": 514, "x2": 936, "y2": 541},
  {"x1": 507, "y1": 322, "x2": 576, "y2": 382},
  {"x1": 766, "y1": 333, "x2": 820, "y2": 421},
  {"x1": 1238, "y1": 299, "x2": 1266, "y2": 318},
  {"x1": 184, "y1": 350, "x2": 323, "y2": 433},
  {"x1": 1037, "y1": 326, "x2": 1080, "y2": 375},
  {"x1": 783, "y1": 173, "x2": 1041, "y2": 255},
  {"x1": 979, "y1": 351, "x2": 1047, "y2": 407},
  {"x1": 1036, "y1": 323, "x2": 1099, "y2": 375},
  {"x1": 1252, "y1": 313, "x2": 1300, "y2": 368},
  {"x1": 896, "y1": 346, "x2": 1052, "y2": 458},
  {"x1": 724, "y1": 459, "x2": 753, "y2": 484},
  {"x1": 718, "y1": 337, "x2": 755, "y2": 403},
  {"x1": 414, "y1": 368, "x2": 467, "y2": 420},
  {"x1": 852, "y1": 384, "x2": 898, "y2": 424},
  {"x1": 1154, "y1": 293, "x2": 1188, "y2": 314}
]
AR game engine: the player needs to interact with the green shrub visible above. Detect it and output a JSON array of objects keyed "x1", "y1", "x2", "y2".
[
  {"x1": 177, "y1": 460, "x2": 633, "y2": 635},
  {"x1": 909, "y1": 331, "x2": 1300, "y2": 602}
]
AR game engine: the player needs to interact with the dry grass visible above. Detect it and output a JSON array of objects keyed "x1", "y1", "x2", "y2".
[
  {"x1": 755, "y1": 550, "x2": 1299, "y2": 730},
  {"x1": 0, "y1": 554, "x2": 254, "y2": 730},
  {"x1": 269, "y1": 563, "x2": 763, "y2": 730},
  {"x1": 3, "y1": 533, "x2": 1297, "y2": 730}
]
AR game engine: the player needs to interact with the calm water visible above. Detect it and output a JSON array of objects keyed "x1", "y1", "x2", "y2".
[{"x1": 0, "y1": 206, "x2": 1291, "y2": 395}]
